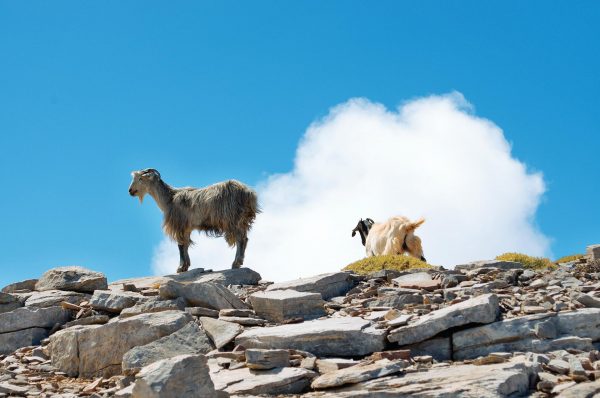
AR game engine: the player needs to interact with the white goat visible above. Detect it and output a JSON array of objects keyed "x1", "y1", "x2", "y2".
[{"x1": 365, "y1": 216, "x2": 426, "y2": 261}]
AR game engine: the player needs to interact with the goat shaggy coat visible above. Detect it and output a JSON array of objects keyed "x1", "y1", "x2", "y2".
[
  {"x1": 128, "y1": 169, "x2": 259, "y2": 272},
  {"x1": 365, "y1": 216, "x2": 426, "y2": 261}
]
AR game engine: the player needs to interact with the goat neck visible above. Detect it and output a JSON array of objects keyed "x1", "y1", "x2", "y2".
[{"x1": 146, "y1": 178, "x2": 175, "y2": 213}]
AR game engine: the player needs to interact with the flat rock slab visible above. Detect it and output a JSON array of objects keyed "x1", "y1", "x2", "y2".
[
  {"x1": 200, "y1": 316, "x2": 243, "y2": 349},
  {"x1": 189, "y1": 267, "x2": 262, "y2": 286},
  {"x1": 90, "y1": 290, "x2": 149, "y2": 313},
  {"x1": 25, "y1": 290, "x2": 90, "y2": 309},
  {"x1": 122, "y1": 322, "x2": 214, "y2": 375},
  {"x1": 557, "y1": 379, "x2": 600, "y2": 398},
  {"x1": 388, "y1": 293, "x2": 499, "y2": 345},
  {"x1": 236, "y1": 317, "x2": 386, "y2": 357},
  {"x1": 49, "y1": 310, "x2": 192, "y2": 377},
  {"x1": 211, "y1": 366, "x2": 317, "y2": 395},
  {"x1": 0, "y1": 292, "x2": 23, "y2": 314},
  {"x1": 392, "y1": 272, "x2": 440, "y2": 291},
  {"x1": 35, "y1": 266, "x2": 107, "y2": 293},
  {"x1": 246, "y1": 349, "x2": 290, "y2": 370},
  {"x1": 454, "y1": 260, "x2": 524, "y2": 272},
  {"x1": 2, "y1": 279, "x2": 37, "y2": 293},
  {"x1": 576, "y1": 293, "x2": 600, "y2": 308},
  {"x1": 453, "y1": 310, "x2": 600, "y2": 360},
  {"x1": 120, "y1": 297, "x2": 186, "y2": 318},
  {"x1": 266, "y1": 272, "x2": 356, "y2": 300},
  {"x1": 159, "y1": 280, "x2": 247, "y2": 310},
  {"x1": 0, "y1": 306, "x2": 71, "y2": 334},
  {"x1": 133, "y1": 354, "x2": 220, "y2": 398},
  {"x1": 249, "y1": 289, "x2": 326, "y2": 322},
  {"x1": 311, "y1": 359, "x2": 409, "y2": 389},
  {"x1": 367, "y1": 293, "x2": 423, "y2": 309},
  {"x1": 303, "y1": 357, "x2": 533, "y2": 398}
]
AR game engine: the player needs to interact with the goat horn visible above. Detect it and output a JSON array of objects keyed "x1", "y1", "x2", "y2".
[{"x1": 142, "y1": 168, "x2": 161, "y2": 178}]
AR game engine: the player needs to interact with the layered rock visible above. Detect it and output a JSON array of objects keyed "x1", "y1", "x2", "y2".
[
  {"x1": 159, "y1": 280, "x2": 247, "y2": 310},
  {"x1": 266, "y1": 272, "x2": 356, "y2": 300},
  {"x1": 35, "y1": 266, "x2": 107, "y2": 293},
  {"x1": 249, "y1": 289, "x2": 326, "y2": 322}
]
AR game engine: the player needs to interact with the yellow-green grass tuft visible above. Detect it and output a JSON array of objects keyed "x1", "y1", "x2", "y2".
[
  {"x1": 495, "y1": 252, "x2": 555, "y2": 270},
  {"x1": 555, "y1": 254, "x2": 584, "y2": 264},
  {"x1": 343, "y1": 255, "x2": 431, "y2": 275}
]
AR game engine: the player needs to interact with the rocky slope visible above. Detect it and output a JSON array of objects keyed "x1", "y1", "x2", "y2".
[{"x1": 2, "y1": 245, "x2": 600, "y2": 397}]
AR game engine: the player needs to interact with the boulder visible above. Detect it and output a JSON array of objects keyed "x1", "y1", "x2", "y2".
[
  {"x1": 453, "y1": 311, "x2": 600, "y2": 360},
  {"x1": 388, "y1": 293, "x2": 499, "y2": 345},
  {"x1": 0, "y1": 292, "x2": 23, "y2": 314},
  {"x1": 403, "y1": 336, "x2": 452, "y2": 361},
  {"x1": 236, "y1": 317, "x2": 386, "y2": 357},
  {"x1": 199, "y1": 316, "x2": 243, "y2": 349},
  {"x1": 2, "y1": 278, "x2": 38, "y2": 293},
  {"x1": 392, "y1": 272, "x2": 440, "y2": 291},
  {"x1": 49, "y1": 310, "x2": 192, "y2": 377},
  {"x1": 0, "y1": 328, "x2": 47, "y2": 355},
  {"x1": 159, "y1": 281, "x2": 247, "y2": 310},
  {"x1": 0, "y1": 306, "x2": 70, "y2": 334},
  {"x1": 211, "y1": 366, "x2": 316, "y2": 395},
  {"x1": 90, "y1": 290, "x2": 149, "y2": 313},
  {"x1": 576, "y1": 293, "x2": 600, "y2": 308},
  {"x1": 249, "y1": 289, "x2": 326, "y2": 322},
  {"x1": 245, "y1": 349, "x2": 290, "y2": 370},
  {"x1": 266, "y1": 272, "x2": 356, "y2": 300},
  {"x1": 454, "y1": 260, "x2": 524, "y2": 272},
  {"x1": 25, "y1": 290, "x2": 90, "y2": 309},
  {"x1": 122, "y1": 322, "x2": 213, "y2": 375},
  {"x1": 311, "y1": 359, "x2": 409, "y2": 389},
  {"x1": 132, "y1": 354, "x2": 221, "y2": 398},
  {"x1": 189, "y1": 267, "x2": 262, "y2": 286},
  {"x1": 120, "y1": 297, "x2": 186, "y2": 318},
  {"x1": 35, "y1": 266, "x2": 107, "y2": 293}
]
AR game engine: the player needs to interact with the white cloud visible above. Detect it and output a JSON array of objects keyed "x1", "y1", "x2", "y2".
[{"x1": 152, "y1": 92, "x2": 550, "y2": 281}]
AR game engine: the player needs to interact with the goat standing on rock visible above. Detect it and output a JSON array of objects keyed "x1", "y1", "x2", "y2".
[{"x1": 128, "y1": 168, "x2": 259, "y2": 272}]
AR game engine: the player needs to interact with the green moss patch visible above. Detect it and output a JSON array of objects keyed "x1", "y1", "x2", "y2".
[
  {"x1": 554, "y1": 254, "x2": 584, "y2": 264},
  {"x1": 343, "y1": 255, "x2": 431, "y2": 275},
  {"x1": 495, "y1": 252, "x2": 555, "y2": 270}
]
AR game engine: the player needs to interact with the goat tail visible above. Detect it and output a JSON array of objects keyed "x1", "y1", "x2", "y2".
[{"x1": 407, "y1": 218, "x2": 426, "y2": 231}]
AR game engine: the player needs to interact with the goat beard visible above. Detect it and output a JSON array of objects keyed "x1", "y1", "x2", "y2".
[{"x1": 138, "y1": 193, "x2": 145, "y2": 204}]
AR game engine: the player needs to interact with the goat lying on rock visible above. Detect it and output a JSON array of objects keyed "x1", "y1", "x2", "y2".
[
  {"x1": 365, "y1": 216, "x2": 426, "y2": 261},
  {"x1": 351, "y1": 218, "x2": 375, "y2": 246},
  {"x1": 128, "y1": 168, "x2": 259, "y2": 272}
]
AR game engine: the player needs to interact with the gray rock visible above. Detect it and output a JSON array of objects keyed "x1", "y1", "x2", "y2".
[
  {"x1": 211, "y1": 366, "x2": 316, "y2": 395},
  {"x1": 120, "y1": 297, "x2": 186, "y2": 318},
  {"x1": 392, "y1": 272, "x2": 440, "y2": 291},
  {"x1": 189, "y1": 267, "x2": 262, "y2": 286},
  {"x1": 266, "y1": 272, "x2": 356, "y2": 300},
  {"x1": 454, "y1": 260, "x2": 524, "y2": 272},
  {"x1": 132, "y1": 354, "x2": 220, "y2": 398},
  {"x1": 122, "y1": 322, "x2": 214, "y2": 375},
  {"x1": 49, "y1": 310, "x2": 192, "y2": 377},
  {"x1": 245, "y1": 349, "x2": 290, "y2": 370},
  {"x1": 576, "y1": 293, "x2": 600, "y2": 308},
  {"x1": 0, "y1": 292, "x2": 23, "y2": 314},
  {"x1": 0, "y1": 306, "x2": 70, "y2": 334},
  {"x1": 403, "y1": 337, "x2": 452, "y2": 361},
  {"x1": 236, "y1": 317, "x2": 386, "y2": 357},
  {"x1": 587, "y1": 244, "x2": 600, "y2": 261},
  {"x1": 0, "y1": 382, "x2": 29, "y2": 395},
  {"x1": 367, "y1": 293, "x2": 422, "y2": 309},
  {"x1": 303, "y1": 356, "x2": 534, "y2": 398},
  {"x1": 556, "y1": 379, "x2": 600, "y2": 397},
  {"x1": 185, "y1": 306, "x2": 219, "y2": 317},
  {"x1": 63, "y1": 315, "x2": 110, "y2": 328},
  {"x1": 311, "y1": 359, "x2": 409, "y2": 389},
  {"x1": 25, "y1": 290, "x2": 90, "y2": 309},
  {"x1": 159, "y1": 280, "x2": 247, "y2": 310},
  {"x1": 249, "y1": 289, "x2": 326, "y2": 322},
  {"x1": 388, "y1": 293, "x2": 499, "y2": 345},
  {"x1": 555, "y1": 308, "x2": 600, "y2": 341},
  {"x1": 2, "y1": 279, "x2": 38, "y2": 293},
  {"x1": 547, "y1": 359, "x2": 570, "y2": 374},
  {"x1": 199, "y1": 316, "x2": 243, "y2": 349},
  {"x1": 35, "y1": 266, "x2": 107, "y2": 293},
  {"x1": 0, "y1": 328, "x2": 48, "y2": 355},
  {"x1": 90, "y1": 290, "x2": 149, "y2": 313}
]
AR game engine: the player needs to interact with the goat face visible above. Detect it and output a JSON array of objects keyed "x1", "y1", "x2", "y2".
[
  {"x1": 128, "y1": 168, "x2": 160, "y2": 203},
  {"x1": 352, "y1": 218, "x2": 372, "y2": 246}
]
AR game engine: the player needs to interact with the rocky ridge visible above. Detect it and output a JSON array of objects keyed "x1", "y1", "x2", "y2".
[{"x1": 1, "y1": 246, "x2": 600, "y2": 397}]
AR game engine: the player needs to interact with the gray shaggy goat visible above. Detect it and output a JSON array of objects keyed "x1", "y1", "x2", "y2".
[{"x1": 128, "y1": 168, "x2": 259, "y2": 272}]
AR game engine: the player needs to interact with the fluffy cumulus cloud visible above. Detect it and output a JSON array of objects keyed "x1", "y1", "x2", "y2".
[{"x1": 153, "y1": 93, "x2": 550, "y2": 281}]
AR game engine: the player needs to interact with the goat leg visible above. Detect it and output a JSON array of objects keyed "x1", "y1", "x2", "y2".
[
  {"x1": 177, "y1": 244, "x2": 191, "y2": 273},
  {"x1": 232, "y1": 236, "x2": 248, "y2": 269}
]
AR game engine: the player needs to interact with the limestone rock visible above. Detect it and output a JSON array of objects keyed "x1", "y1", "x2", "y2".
[
  {"x1": 211, "y1": 366, "x2": 316, "y2": 395},
  {"x1": 576, "y1": 293, "x2": 600, "y2": 308},
  {"x1": 454, "y1": 260, "x2": 524, "y2": 272},
  {"x1": 132, "y1": 354, "x2": 221, "y2": 398},
  {"x1": 245, "y1": 349, "x2": 290, "y2": 370},
  {"x1": 0, "y1": 328, "x2": 48, "y2": 355},
  {"x1": 311, "y1": 359, "x2": 409, "y2": 389},
  {"x1": 266, "y1": 272, "x2": 356, "y2": 300},
  {"x1": 120, "y1": 297, "x2": 186, "y2": 318},
  {"x1": 90, "y1": 290, "x2": 149, "y2": 313},
  {"x1": 236, "y1": 317, "x2": 386, "y2": 357},
  {"x1": 249, "y1": 289, "x2": 326, "y2": 322},
  {"x1": 367, "y1": 293, "x2": 423, "y2": 309},
  {"x1": 388, "y1": 293, "x2": 499, "y2": 345},
  {"x1": 190, "y1": 267, "x2": 262, "y2": 286},
  {"x1": 25, "y1": 290, "x2": 90, "y2": 309},
  {"x1": 392, "y1": 272, "x2": 440, "y2": 291},
  {"x1": 199, "y1": 316, "x2": 243, "y2": 349},
  {"x1": 587, "y1": 244, "x2": 600, "y2": 261},
  {"x1": 0, "y1": 306, "x2": 70, "y2": 334},
  {"x1": 2, "y1": 278, "x2": 38, "y2": 293},
  {"x1": 159, "y1": 280, "x2": 247, "y2": 310},
  {"x1": 556, "y1": 379, "x2": 600, "y2": 397},
  {"x1": 49, "y1": 310, "x2": 192, "y2": 377},
  {"x1": 35, "y1": 266, "x2": 107, "y2": 293},
  {"x1": 0, "y1": 292, "x2": 23, "y2": 314},
  {"x1": 404, "y1": 336, "x2": 452, "y2": 361},
  {"x1": 122, "y1": 322, "x2": 213, "y2": 375}
]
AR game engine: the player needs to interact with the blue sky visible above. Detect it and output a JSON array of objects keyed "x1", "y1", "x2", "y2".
[{"x1": 1, "y1": 2, "x2": 598, "y2": 286}]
